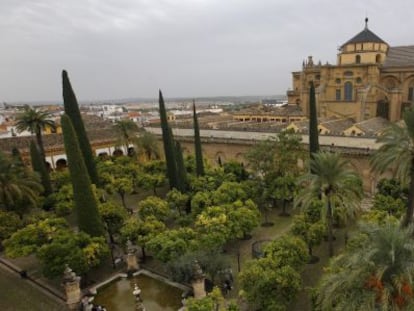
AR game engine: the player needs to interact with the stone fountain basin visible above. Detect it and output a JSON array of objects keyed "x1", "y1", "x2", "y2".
[{"x1": 91, "y1": 270, "x2": 190, "y2": 311}]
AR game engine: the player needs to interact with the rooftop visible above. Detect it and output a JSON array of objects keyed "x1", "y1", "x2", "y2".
[
  {"x1": 383, "y1": 45, "x2": 414, "y2": 67},
  {"x1": 341, "y1": 19, "x2": 387, "y2": 48}
]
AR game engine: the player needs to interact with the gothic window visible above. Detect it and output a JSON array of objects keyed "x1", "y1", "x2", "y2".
[
  {"x1": 356, "y1": 55, "x2": 361, "y2": 64},
  {"x1": 344, "y1": 82, "x2": 353, "y2": 101}
]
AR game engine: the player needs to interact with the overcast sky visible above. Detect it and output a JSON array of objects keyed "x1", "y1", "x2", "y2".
[{"x1": 1, "y1": 0, "x2": 413, "y2": 102}]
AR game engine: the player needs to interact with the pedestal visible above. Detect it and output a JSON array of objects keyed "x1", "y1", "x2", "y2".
[
  {"x1": 127, "y1": 252, "x2": 139, "y2": 273},
  {"x1": 64, "y1": 278, "x2": 81, "y2": 310},
  {"x1": 192, "y1": 279, "x2": 206, "y2": 299}
]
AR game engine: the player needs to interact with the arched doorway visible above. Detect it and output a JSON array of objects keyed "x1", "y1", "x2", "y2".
[
  {"x1": 376, "y1": 99, "x2": 389, "y2": 120},
  {"x1": 56, "y1": 158, "x2": 67, "y2": 170}
]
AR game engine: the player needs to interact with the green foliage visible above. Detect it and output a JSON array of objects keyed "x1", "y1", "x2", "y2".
[
  {"x1": 166, "y1": 188, "x2": 189, "y2": 216},
  {"x1": 62, "y1": 70, "x2": 99, "y2": 185},
  {"x1": 290, "y1": 214, "x2": 325, "y2": 256},
  {"x1": 239, "y1": 257, "x2": 302, "y2": 311},
  {"x1": 37, "y1": 231, "x2": 108, "y2": 278},
  {"x1": 193, "y1": 101, "x2": 205, "y2": 177},
  {"x1": 3, "y1": 216, "x2": 107, "y2": 279},
  {"x1": 167, "y1": 249, "x2": 230, "y2": 284},
  {"x1": 186, "y1": 296, "x2": 215, "y2": 311},
  {"x1": 195, "y1": 206, "x2": 231, "y2": 249},
  {"x1": 15, "y1": 105, "x2": 55, "y2": 161},
  {"x1": 137, "y1": 196, "x2": 170, "y2": 221},
  {"x1": 98, "y1": 201, "x2": 127, "y2": 239},
  {"x1": 61, "y1": 114, "x2": 105, "y2": 237},
  {"x1": 146, "y1": 227, "x2": 197, "y2": 263},
  {"x1": 309, "y1": 81, "x2": 320, "y2": 159},
  {"x1": 0, "y1": 210, "x2": 22, "y2": 245},
  {"x1": 316, "y1": 221, "x2": 414, "y2": 310},
  {"x1": 135, "y1": 131, "x2": 160, "y2": 161},
  {"x1": 223, "y1": 161, "x2": 248, "y2": 182},
  {"x1": 46, "y1": 184, "x2": 74, "y2": 216},
  {"x1": 29, "y1": 141, "x2": 52, "y2": 196},
  {"x1": 212, "y1": 181, "x2": 247, "y2": 205},
  {"x1": 376, "y1": 178, "x2": 408, "y2": 199},
  {"x1": 296, "y1": 152, "x2": 363, "y2": 256},
  {"x1": 50, "y1": 170, "x2": 71, "y2": 190},
  {"x1": 113, "y1": 119, "x2": 140, "y2": 152},
  {"x1": 159, "y1": 90, "x2": 178, "y2": 189},
  {"x1": 120, "y1": 216, "x2": 165, "y2": 250},
  {"x1": 191, "y1": 191, "x2": 212, "y2": 217},
  {"x1": 371, "y1": 178, "x2": 407, "y2": 220},
  {"x1": 246, "y1": 130, "x2": 304, "y2": 181},
  {"x1": 191, "y1": 174, "x2": 223, "y2": 193},
  {"x1": 4, "y1": 217, "x2": 69, "y2": 257},
  {"x1": 226, "y1": 199, "x2": 260, "y2": 239},
  {"x1": 370, "y1": 112, "x2": 414, "y2": 227},
  {"x1": 175, "y1": 140, "x2": 188, "y2": 192},
  {"x1": 0, "y1": 151, "x2": 43, "y2": 216},
  {"x1": 373, "y1": 194, "x2": 405, "y2": 219},
  {"x1": 264, "y1": 235, "x2": 309, "y2": 269}
]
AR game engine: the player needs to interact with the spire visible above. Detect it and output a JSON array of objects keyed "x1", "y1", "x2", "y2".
[{"x1": 365, "y1": 17, "x2": 369, "y2": 29}]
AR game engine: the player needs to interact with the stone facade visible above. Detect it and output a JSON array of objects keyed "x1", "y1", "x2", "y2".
[{"x1": 288, "y1": 19, "x2": 414, "y2": 122}]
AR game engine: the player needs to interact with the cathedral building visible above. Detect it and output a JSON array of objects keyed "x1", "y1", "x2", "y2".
[{"x1": 287, "y1": 19, "x2": 414, "y2": 122}]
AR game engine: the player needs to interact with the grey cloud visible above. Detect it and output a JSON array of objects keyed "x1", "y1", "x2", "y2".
[{"x1": 0, "y1": 0, "x2": 413, "y2": 102}]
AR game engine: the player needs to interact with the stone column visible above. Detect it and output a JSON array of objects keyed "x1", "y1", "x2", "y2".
[
  {"x1": 126, "y1": 239, "x2": 139, "y2": 274},
  {"x1": 62, "y1": 265, "x2": 81, "y2": 311},
  {"x1": 191, "y1": 260, "x2": 206, "y2": 299},
  {"x1": 389, "y1": 88, "x2": 403, "y2": 122}
]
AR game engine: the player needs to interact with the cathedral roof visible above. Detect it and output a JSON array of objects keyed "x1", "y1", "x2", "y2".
[
  {"x1": 341, "y1": 19, "x2": 387, "y2": 47},
  {"x1": 383, "y1": 46, "x2": 414, "y2": 67}
]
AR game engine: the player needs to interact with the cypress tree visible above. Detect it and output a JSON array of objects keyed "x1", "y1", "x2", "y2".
[
  {"x1": 175, "y1": 140, "x2": 188, "y2": 192},
  {"x1": 61, "y1": 114, "x2": 105, "y2": 237},
  {"x1": 62, "y1": 70, "x2": 99, "y2": 185},
  {"x1": 309, "y1": 81, "x2": 319, "y2": 171},
  {"x1": 159, "y1": 90, "x2": 178, "y2": 189},
  {"x1": 193, "y1": 100, "x2": 205, "y2": 176},
  {"x1": 30, "y1": 141, "x2": 52, "y2": 195}
]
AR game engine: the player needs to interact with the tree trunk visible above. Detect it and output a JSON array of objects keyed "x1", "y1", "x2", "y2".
[
  {"x1": 403, "y1": 159, "x2": 414, "y2": 227},
  {"x1": 36, "y1": 130, "x2": 46, "y2": 162},
  {"x1": 327, "y1": 197, "x2": 334, "y2": 257},
  {"x1": 141, "y1": 246, "x2": 146, "y2": 262},
  {"x1": 120, "y1": 192, "x2": 127, "y2": 209},
  {"x1": 308, "y1": 245, "x2": 313, "y2": 257}
]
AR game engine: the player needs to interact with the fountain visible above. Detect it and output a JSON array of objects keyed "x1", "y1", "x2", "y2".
[{"x1": 92, "y1": 270, "x2": 188, "y2": 311}]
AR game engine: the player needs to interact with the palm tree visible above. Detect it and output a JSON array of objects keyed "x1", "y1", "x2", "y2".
[
  {"x1": 135, "y1": 131, "x2": 160, "y2": 161},
  {"x1": 316, "y1": 221, "x2": 414, "y2": 310},
  {"x1": 0, "y1": 151, "x2": 43, "y2": 217},
  {"x1": 296, "y1": 152, "x2": 362, "y2": 257},
  {"x1": 15, "y1": 105, "x2": 56, "y2": 161},
  {"x1": 371, "y1": 109, "x2": 414, "y2": 227},
  {"x1": 113, "y1": 119, "x2": 140, "y2": 154}
]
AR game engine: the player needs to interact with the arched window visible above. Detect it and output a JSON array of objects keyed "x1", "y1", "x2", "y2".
[
  {"x1": 356, "y1": 55, "x2": 361, "y2": 64},
  {"x1": 409, "y1": 86, "x2": 414, "y2": 101},
  {"x1": 376, "y1": 54, "x2": 381, "y2": 63},
  {"x1": 344, "y1": 82, "x2": 353, "y2": 101}
]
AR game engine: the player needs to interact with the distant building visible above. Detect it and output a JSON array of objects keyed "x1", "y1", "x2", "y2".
[
  {"x1": 232, "y1": 103, "x2": 305, "y2": 124},
  {"x1": 287, "y1": 18, "x2": 414, "y2": 122}
]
